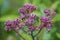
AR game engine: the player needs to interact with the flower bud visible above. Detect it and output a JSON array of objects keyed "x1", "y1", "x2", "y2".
[{"x1": 18, "y1": 8, "x2": 26, "y2": 14}]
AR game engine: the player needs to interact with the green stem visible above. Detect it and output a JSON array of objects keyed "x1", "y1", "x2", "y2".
[
  {"x1": 34, "y1": 27, "x2": 42, "y2": 37},
  {"x1": 31, "y1": 32, "x2": 35, "y2": 40},
  {"x1": 13, "y1": 30, "x2": 25, "y2": 40}
]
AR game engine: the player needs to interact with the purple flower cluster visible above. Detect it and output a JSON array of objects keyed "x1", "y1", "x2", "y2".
[
  {"x1": 44, "y1": 8, "x2": 56, "y2": 17},
  {"x1": 25, "y1": 14, "x2": 37, "y2": 26},
  {"x1": 24, "y1": 4, "x2": 37, "y2": 13},
  {"x1": 44, "y1": 8, "x2": 51, "y2": 16},
  {"x1": 4, "y1": 4, "x2": 56, "y2": 33},
  {"x1": 39, "y1": 8, "x2": 56, "y2": 32},
  {"x1": 18, "y1": 4, "x2": 38, "y2": 32},
  {"x1": 4, "y1": 19, "x2": 24, "y2": 31},
  {"x1": 18, "y1": 4, "x2": 37, "y2": 20},
  {"x1": 40, "y1": 16, "x2": 52, "y2": 32}
]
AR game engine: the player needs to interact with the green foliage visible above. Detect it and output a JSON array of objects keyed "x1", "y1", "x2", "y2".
[
  {"x1": 19, "y1": 31, "x2": 32, "y2": 40},
  {"x1": 56, "y1": 33, "x2": 60, "y2": 39}
]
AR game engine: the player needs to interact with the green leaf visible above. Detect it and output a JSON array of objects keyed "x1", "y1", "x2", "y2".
[
  {"x1": 53, "y1": 14, "x2": 60, "y2": 22},
  {"x1": 32, "y1": 0, "x2": 40, "y2": 6},
  {"x1": 56, "y1": 33, "x2": 60, "y2": 39},
  {"x1": 24, "y1": 0, "x2": 30, "y2": 3},
  {"x1": 0, "y1": 14, "x2": 18, "y2": 22},
  {"x1": 51, "y1": 1, "x2": 60, "y2": 10},
  {"x1": 19, "y1": 30, "x2": 32, "y2": 40}
]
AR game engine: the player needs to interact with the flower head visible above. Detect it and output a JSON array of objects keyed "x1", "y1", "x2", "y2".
[
  {"x1": 44, "y1": 8, "x2": 51, "y2": 16},
  {"x1": 40, "y1": 16, "x2": 52, "y2": 32},
  {"x1": 24, "y1": 4, "x2": 37, "y2": 12},
  {"x1": 4, "y1": 19, "x2": 23, "y2": 31},
  {"x1": 39, "y1": 8, "x2": 57, "y2": 32},
  {"x1": 25, "y1": 18, "x2": 35, "y2": 26},
  {"x1": 29, "y1": 14, "x2": 37, "y2": 19},
  {"x1": 18, "y1": 8, "x2": 26, "y2": 14}
]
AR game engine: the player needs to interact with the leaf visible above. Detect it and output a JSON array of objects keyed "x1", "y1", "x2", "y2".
[
  {"x1": 56, "y1": 33, "x2": 60, "y2": 39},
  {"x1": 53, "y1": 14, "x2": 60, "y2": 22},
  {"x1": 32, "y1": 0, "x2": 40, "y2": 6},
  {"x1": 38, "y1": 4, "x2": 46, "y2": 15},
  {"x1": 51, "y1": 1, "x2": 60, "y2": 10},
  {"x1": 24, "y1": 0, "x2": 30, "y2": 3},
  {"x1": 0, "y1": 14, "x2": 18, "y2": 22},
  {"x1": 19, "y1": 30, "x2": 32, "y2": 40},
  {"x1": 0, "y1": 9, "x2": 19, "y2": 22}
]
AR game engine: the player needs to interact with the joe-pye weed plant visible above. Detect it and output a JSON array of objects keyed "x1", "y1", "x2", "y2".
[{"x1": 4, "y1": 4, "x2": 57, "y2": 40}]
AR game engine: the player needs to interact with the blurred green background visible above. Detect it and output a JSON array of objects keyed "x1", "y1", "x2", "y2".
[{"x1": 0, "y1": 0, "x2": 60, "y2": 40}]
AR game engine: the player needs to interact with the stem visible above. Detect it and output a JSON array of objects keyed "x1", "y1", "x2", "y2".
[
  {"x1": 36, "y1": 34, "x2": 40, "y2": 40},
  {"x1": 13, "y1": 30, "x2": 25, "y2": 40},
  {"x1": 34, "y1": 28, "x2": 42, "y2": 37},
  {"x1": 31, "y1": 32, "x2": 35, "y2": 40}
]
